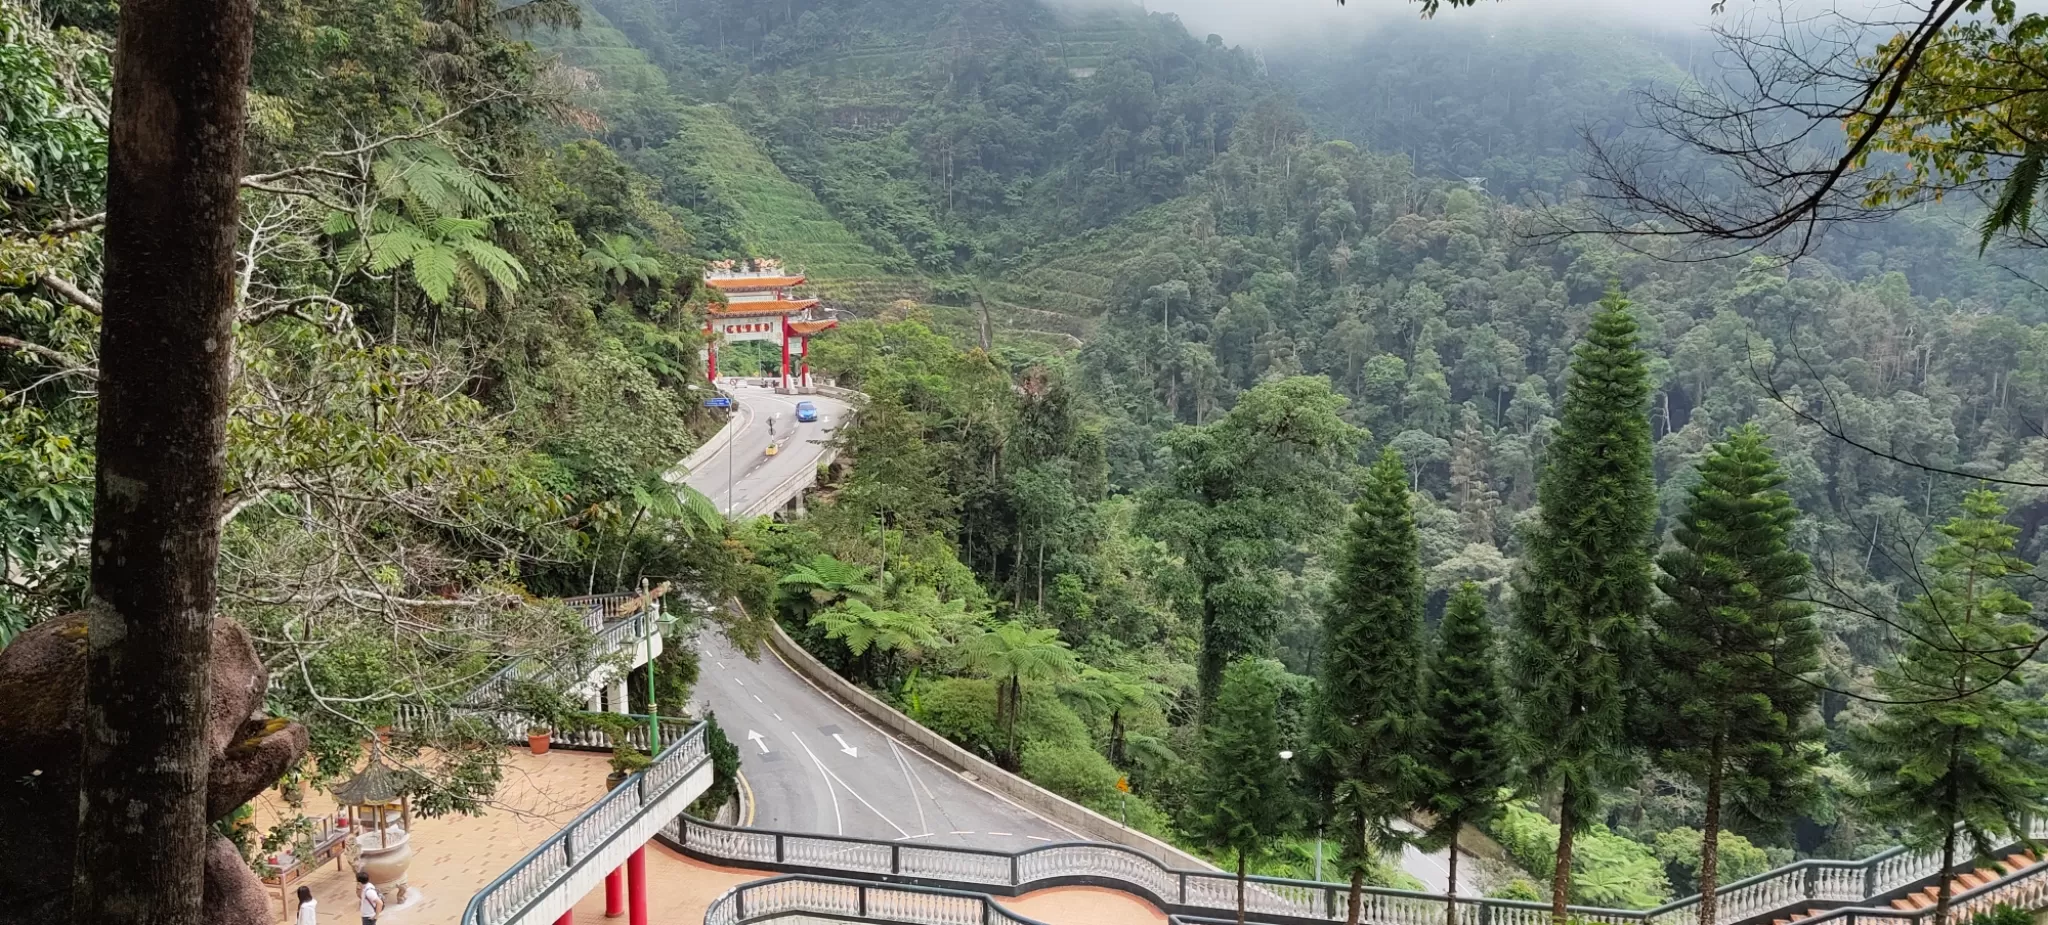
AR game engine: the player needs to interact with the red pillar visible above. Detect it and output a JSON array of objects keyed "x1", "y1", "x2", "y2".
[
  {"x1": 779, "y1": 319, "x2": 792, "y2": 391},
  {"x1": 704, "y1": 320, "x2": 718, "y2": 381},
  {"x1": 799, "y1": 335, "x2": 810, "y2": 389},
  {"x1": 627, "y1": 846, "x2": 649, "y2": 925},
  {"x1": 605, "y1": 866, "x2": 625, "y2": 918},
  {"x1": 555, "y1": 911, "x2": 574, "y2": 925}
]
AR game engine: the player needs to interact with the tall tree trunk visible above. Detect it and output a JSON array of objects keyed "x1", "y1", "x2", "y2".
[
  {"x1": 1236, "y1": 850, "x2": 1248, "y2": 925},
  {"x1": 75, "y1": 0, "x2": 257, "y2": 921},
  {"x1": 1551, "y1": 795, "x2": 1577, "y2": 925},
  {"x1": 1005, "y1": 676, "x2": 1022, "y2": 768},
  {"x1": 1935, "y1": 793, "x2": 1958, "y2": 925},
  {"x1": 1346, "y1": 867, "x2": 1364, "y2": 925},
  {"x1": 1446, "y1": 840, "x2": 1461, "y2": 925},
  {"x1": 1036, "y1": 535, "x2": 1045, "y2": 611},
  {"x1": 613, "y1": 506, "x2": 647, "y2": 590},
  {"x1": 1698, "y1": 746, "x2": 1725, "y2": 925}
]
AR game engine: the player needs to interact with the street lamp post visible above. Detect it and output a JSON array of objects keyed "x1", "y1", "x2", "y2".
[
  {"x1": 1278, "y1": 749, "x2": 1318, "y2": 880},
  {"x1": 642, "y1": 579, "x2": 659, "y2": 752},
  {"x1": 733, "y1": 392, "x2": 741, "y2": 515}
]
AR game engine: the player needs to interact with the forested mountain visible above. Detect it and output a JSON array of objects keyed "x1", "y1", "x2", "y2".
[
  {"x1": 517, "y1": 0, "x2": 2048, "y2": 897},
  {"x1": 8, "y1": 0, "x2": 2048, "y2": 912}
]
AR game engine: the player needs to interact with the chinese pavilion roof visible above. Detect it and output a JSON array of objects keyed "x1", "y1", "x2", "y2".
[
  {"x1": 704, "y1": 275, "x2": 807, "y2": 291},
  {"x1": 331, "y1": 745, "x2": 404, "y2": 807},
  {"x1": 711, "y1": 298, "x2": 819, "y2": 316},
  {"x1": 788, "y1": 320, "x2": 838, "y2": 335}
]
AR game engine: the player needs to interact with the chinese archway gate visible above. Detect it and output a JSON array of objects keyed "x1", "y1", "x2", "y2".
[{"x1": 701, "y1": 258, "x2": 837, "y2": 393}]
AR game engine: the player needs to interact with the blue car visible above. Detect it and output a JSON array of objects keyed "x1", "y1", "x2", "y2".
[{"x1": 794, "y1": 400, "x2": 819, "y2": 423}]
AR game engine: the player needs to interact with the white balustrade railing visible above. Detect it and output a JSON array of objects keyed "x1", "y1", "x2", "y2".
[
  {"x1": 667, "y1": 812, "x2": 2048, "y2": 925},
  {"x1": 705, "y1": 876, "x2": 1050, "y2": 925},
  {"x1": 705, "y1": 856, "x2": 2048, "y2": 925},
  {"x1": 460, "y1": 722, "x2": 709, "y2": 925}
]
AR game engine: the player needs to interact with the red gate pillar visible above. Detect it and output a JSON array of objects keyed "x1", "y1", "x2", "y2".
[
  {"x1": 704, "y1": 319, "x2": 717, "y2": 382},
  {"x1": 627, "y1": 845, "x2": 649, "y2": 925},
  {"x1": 555, "y1": 911, "x2": 574, "y2": 925},
  {"x1": 779, "y1": 319, "x2": 792, "y2": 391},
  {"x1": 605, "y1": 866, "x2": 625, "y2": 918},
  {"x1": 799, "y1": 334, "x2": 810, "y2": 389}
]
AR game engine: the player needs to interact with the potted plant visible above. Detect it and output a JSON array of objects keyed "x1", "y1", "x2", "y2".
[
  {"x1": 607, "y1": 748, "x2": 652, "y2": 790},
  {"x1": 587, "y1": 713, "x2": 650, "y2": 789},
  {"x1": 509, "y1": 680, "x2": 572, "y2": 756}
]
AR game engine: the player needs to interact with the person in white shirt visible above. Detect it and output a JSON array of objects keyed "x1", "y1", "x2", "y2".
[
  {"x1": 295, "y1": 886, "x2": 317, "y2": 925},
  {"x1": 357, "y1": 871, "x2": 383, "y2": 925}
]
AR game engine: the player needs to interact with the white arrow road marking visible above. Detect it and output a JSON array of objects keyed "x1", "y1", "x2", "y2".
[
  {"x1": 832, "y1": 733, "x2": 859, "y2": 757},
  {"x1": 746, "y1": 730, "x2": 770, "y2": 754},
  {"x1": 790, "y1": 731, "x2": 846, "y2": 836},
  {"x1": 795, "y1": 731, "x2": 907, "y2": 837},
  {"x1": 888, "y1": 740, "x2": 929, "y2": 835}
]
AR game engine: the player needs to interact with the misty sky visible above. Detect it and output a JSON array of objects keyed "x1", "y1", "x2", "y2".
[{"x1": 1084, "y1": 0, "x2": 2048, "y2": 49}]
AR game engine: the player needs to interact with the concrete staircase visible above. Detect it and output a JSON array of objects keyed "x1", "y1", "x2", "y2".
[
  {"x1": 1886, "y1": 851, "x2": 2042, "y2": 913},
  {"x1": 1765, "y1": 850, "x2": 2045, "y2": 925}
]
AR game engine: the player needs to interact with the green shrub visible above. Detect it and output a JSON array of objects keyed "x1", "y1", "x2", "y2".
[
  {"x1": 687, "y1": 712, "x2": 741, "y2": 818},
  {"x1": 1650, "y1": 827, "x2": 1773, "y2": 895},
  {"x1": 1489, "y1": 879, "x2": 1544, "y2": 902},
  {"x1": 1970, "y1": 905, "x2": 2032, "y2": 925},
  {"x1": 1019, "y1": 743, "x2": 1122, "y2": 808},
  {"x1": 1488, "y1": 803, "x2": 1669, "y2": 909},
  {"x1": 917, "y1": 677, "x2": 1091, "y2": 760}
]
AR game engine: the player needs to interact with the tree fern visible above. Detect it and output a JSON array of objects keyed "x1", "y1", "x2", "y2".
[{"x1": 327, "y1": 140, "x2": 525, "y2": 308}]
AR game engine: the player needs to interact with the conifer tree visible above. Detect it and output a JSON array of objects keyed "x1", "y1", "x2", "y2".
[
  {"x1": 1315, "y1": 448, "x2": 1428, "y2": 925},
  {"x1": 1647, "y1": 424, "x2": 1822, "y2": 925},
  {"x1": 1850, "y1": 490, "x2": 2048, "y2": 925},
  {"x1": 1421, "y1": 581, "x2": 1509, "y2": 925},
  {"x1": 1195, "y1": 657, "x2": 1299, "y2": 925},
  {"x1": 1511, "y1": 288, "x2": 1655, "y2": 925}
]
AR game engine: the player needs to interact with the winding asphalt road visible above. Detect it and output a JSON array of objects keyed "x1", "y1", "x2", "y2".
[
  {"x1": 681, "y1": 382, "x2": 1072, "y2": 852},
  {"x1": 677, "y1": 381, "x2": 1475, "y2": 891},
  {"x1": 692, "y1": 381, "x2": 850, "y2": 519}
]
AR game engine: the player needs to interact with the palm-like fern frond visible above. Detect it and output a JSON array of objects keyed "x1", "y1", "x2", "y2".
[
  {"x1": 1980, "y1": 144, "x2": 2045, "y2": 254},
  {"x1": 326, "y1": 140, "x2": 526, "y2": 308},
  {"x1": 582, "y1": 233, "x2": 669, "y2": 291}
]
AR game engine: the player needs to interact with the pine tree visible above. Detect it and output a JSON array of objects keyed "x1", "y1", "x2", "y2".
[
  {"x1": 1647, "y1": 424, "x2": 1822, "y2": 925},
  {"x1": 1315, "y1": 448, "x2": 1428, "y2": 925},
  {"x1": 1850, "y1": 490, "x2": 2048, "y2": 925},
  {"x1": 1449, "y1": 405, "x2": 1499, "y2": 545},
  {"x1": 1512, "y1": 288, "x2": 1655, "y2": 925},
  {"x1": 1195, "y1": 657, "x2": 1299, "y2": 925},
  {"x1": 1422, "y1": 582, "x2": 1510, "y2": 925}
]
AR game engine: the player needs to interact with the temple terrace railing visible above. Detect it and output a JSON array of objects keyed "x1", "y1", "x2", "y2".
[
  {"x1": 704, "y1": 875, "x2": 1052, "y2": 925},
  {"x1": 663, "y1": 811, "x2": 2048, "y2": 925},
  {"x1": 462, "y1": 721, "x2": 712, "y2": 925},
  {"x1": 703, "y1": 853, "x2": 2048, "y2": 925}
]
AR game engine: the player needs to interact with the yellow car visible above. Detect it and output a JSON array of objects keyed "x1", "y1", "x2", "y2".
[{"x1": 764, "y1": 442, "x2": 780, "y2": 457}]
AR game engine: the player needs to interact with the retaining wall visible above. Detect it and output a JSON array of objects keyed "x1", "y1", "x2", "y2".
[{"x1": 760, "y1": 619, "x2": 1217, "y2": 872}]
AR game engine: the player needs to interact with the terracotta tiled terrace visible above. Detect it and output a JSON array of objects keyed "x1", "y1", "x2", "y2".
[{"x1": 252, "y1": 748, "x2": 1165, "y2": 925}]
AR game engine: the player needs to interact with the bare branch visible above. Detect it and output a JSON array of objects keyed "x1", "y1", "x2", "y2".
[
  {"x1": 37, "y1": 273, "x2": 102, "y2": 315},
  {"x1": 0, "y1": 335, "x2": 94, "y2": 375}
]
